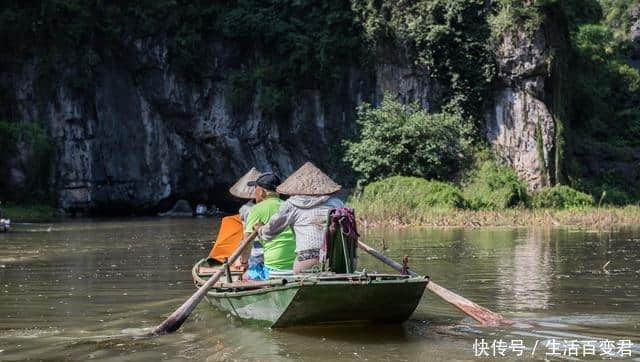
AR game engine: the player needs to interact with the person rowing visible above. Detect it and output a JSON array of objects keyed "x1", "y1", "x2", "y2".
[
  {"x1": 240, "y1": 172, "x2": 296, "y2": 279},
  {"x1": 257, "y1": 162, "x2": 344, "y2": 273}
]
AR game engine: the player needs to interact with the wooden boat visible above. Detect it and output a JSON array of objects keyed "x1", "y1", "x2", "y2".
[
  {"x1": 192, "y1": 258, "x2": 429, "y2": 327},
  {"x1": 0, "y1": 218, "x2": 10, "y2": 232}
]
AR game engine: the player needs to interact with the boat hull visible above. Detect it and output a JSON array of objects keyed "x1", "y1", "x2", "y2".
[{"x1": 196, "y1": 260, "x2": 428, "y2": 327}]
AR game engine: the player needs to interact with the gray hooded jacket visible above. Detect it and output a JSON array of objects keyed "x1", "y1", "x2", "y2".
[{"x1": 259, "y1": 195, "x2": 344, "y2": 253}]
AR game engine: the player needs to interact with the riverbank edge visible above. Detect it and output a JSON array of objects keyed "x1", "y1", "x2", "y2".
[
  {"x1": 1, "y1": 203, "x2": 58, "y2": 222},
  {"x1": 349, "y1": 205, "x2": 640, "y2": 228}
]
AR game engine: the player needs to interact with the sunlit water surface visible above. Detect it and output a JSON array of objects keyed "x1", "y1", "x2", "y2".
[{"x1": 1, "y1": 218, "x2": 639, "y2": 361}]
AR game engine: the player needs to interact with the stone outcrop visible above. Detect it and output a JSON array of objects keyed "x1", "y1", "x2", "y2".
[
  {"x1": 0, "y1": 7, "x2": 572, "y2": 212},
  {"x1": 1, "y1": 39, "x2": 440, "y2": 214},
  {"x1": 158, "y1": 199, "x2": 192, "y2": 217},
  {"x1": 486, "y1": 10, "x2": 564, "y2": 191}
]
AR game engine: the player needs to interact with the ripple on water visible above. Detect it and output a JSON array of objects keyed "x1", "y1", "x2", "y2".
[{"x1": 1, "y1": 221, "x2": 640, "y2": 361}]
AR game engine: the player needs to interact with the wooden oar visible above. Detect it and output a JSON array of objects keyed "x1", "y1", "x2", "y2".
[
  {"x1": 153, "y1": 230, "x2": 258, "y2": 335},
  {"x1": 357, "y1": 240, "x2": 513, "y2": 326}
]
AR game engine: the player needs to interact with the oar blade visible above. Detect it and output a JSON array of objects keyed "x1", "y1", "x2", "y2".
[
  {"x1": 151, "y1": 230, "x2": 258, "y2": 335},
  {"x1": 357, "y1": 240, "x2": 512, "y2": 326},
  {"x1": 426, "y1": 281, "x2": 513, "y2": 326}
]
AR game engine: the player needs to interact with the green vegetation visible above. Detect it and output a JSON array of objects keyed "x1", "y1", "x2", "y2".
[
  {"x1": 568, "y1": 22, "x2": 640, "y2": 147},
  {"x1": 348, "y1": 0, "x2": 639, "y2": 209},
  {"x1": 531, "y1": 185, "x2": 595, "y2": 208},
  {"x1": 0, "y1": 120, "x2": 51, "y2": 202},
  {"x1": 361, "y1": 176, "x2": 465, "y2": 209},
  {"x1": 599, "y1": 188, "x2": 636, "y2": 206},
  {"x1": 602, "y1": 0, "x2": 638, "y2": 38},
  {"x1": 350, "y1": 204, "x2": 640, "y2": 228},
  {"x1": 462, "y1": 161, "x2": 529, "y2": 210},
  {"x1": 488, "y1": 0, "x2": 548, "y2": 42},
  {"x1": 0, "y1": 1, "x2": 365, "y2": 118},
  {"x1": 350, "y1": 174, "x2": 638, "y2": 227},
  {"x1": 217, "y1": 1, "x2": 364, "y2": 118},
  {"x1": 349, "y1": 176, "x2": 465, "y2": 225},
  {"x1": 1, "y1": 0, "x2": 638, "y2": 213},
  {"x1": 353, "y1": 0, "x2": 495, "y2": 124},
  {"x1": 1, "y1": 202, "x2": 57, "y2": 222},
  {"x1": 344, "y1": 95, "x2": 472, "y2": 187},
  {"x1": 563, "y1": 0, "x2": 640, "y2": 198}
]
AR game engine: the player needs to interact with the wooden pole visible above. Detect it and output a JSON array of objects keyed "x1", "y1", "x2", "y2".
[
  {"x1": 358, "y1": 240, "x2": 513, "y2": 326},
  {"x1": 152, "y1": 230, "x2": 258, "y2": 335}
]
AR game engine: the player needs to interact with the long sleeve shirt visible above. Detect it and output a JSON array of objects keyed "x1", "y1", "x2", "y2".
[{"x1": 260, "y1": 195, "x2": 344, "y2": 253}]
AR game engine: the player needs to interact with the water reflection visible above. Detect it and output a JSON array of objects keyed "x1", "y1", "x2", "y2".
[
  {"x1": 496, "y1": 228, "x2": 553, "y2": 311},
  {"x1": 0, "y1": 220, "x2": 639, "y2": 360}
]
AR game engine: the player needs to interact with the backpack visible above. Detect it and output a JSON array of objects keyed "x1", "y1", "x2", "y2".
[{"x1": 321, "y1": 208, "x2": 359, "y2": 273}]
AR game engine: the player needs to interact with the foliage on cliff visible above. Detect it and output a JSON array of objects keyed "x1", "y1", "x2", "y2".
[
  {"x1": 216, "y1": 1, "x2": 366, "y2": 117},
  {"x1": 0, "y1": 120, "x2": 51, "y2": 201},
  {"x1": 0, "y1": 1, "x2": 365, "y2": 118},
  {"x1": 562, "y1": 0, "x2": 640, "y2": 200},
  {"x1": 352, "y1": 0, "x2": 495, "y2": 124},
  {"x1": 568, "y1": 10, "x2": 640, "y2": 148},
  {"x1": 344, "y1": 95, "x2": 472, "y2": 186},
  {"x1": 0, "y1": 0, "x2": 638, "y2": 208}
]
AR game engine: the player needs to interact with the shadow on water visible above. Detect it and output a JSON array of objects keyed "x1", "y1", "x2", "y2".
[{"x1": 1, "y1": 219, "x2": 640, "y2": 360}]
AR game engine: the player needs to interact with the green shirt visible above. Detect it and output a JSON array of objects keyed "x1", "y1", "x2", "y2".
[{"x1": 244, "y1": 196, "x2": 295, "y2": 270}]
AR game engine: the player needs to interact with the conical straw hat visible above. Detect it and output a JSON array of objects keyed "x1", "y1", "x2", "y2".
[
  {"x1": 276, "y1": 162, "x2": 341, "y2": 196},
  {"x1": 229, "y1": 167, "x2": 262, "y2": 199}
]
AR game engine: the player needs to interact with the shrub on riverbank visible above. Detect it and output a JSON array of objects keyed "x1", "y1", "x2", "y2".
[
  {"x1": 462, "y1": 160, "x2": 529, "y2": 210},
  {"x1": 349, "y1": 172, "x2": 639, "y2": 227},
  {"x1": 351, "y1": 205, "x2": 640, "y2": 228},
  {"x1": 598, "y1": 188, "x2": 635, "y2": 206},
  {"x1": 1, "y1": 202, "x2": 57, "y2": 221},
  {"x1": 361, "y1": 176, "x2": 466, "y2": 209},
  {"x1": 349, "y1": 176, "x2": 465, "y2": 224},
  {"x1": 532, "y1": 185, "x2": 595, "y2": 209}
]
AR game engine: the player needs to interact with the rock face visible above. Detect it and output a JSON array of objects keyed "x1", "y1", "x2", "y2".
[
  {"x1": 1, "y1": 38, "x2": 441, "y2": 214},
  {"x1": 158, "y1": 199, "x2": 192, "y2": 217},
  {"x1": 0, "y1": 9, "x2": 567, "y2": 212},
  {"x1": 486, "y1": 19, "x2": 560, "y2": 191}
]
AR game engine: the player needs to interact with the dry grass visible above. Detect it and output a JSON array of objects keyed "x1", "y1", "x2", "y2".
[{"x1": 349, "y1": 202, "x2": 640, "y2": 228}]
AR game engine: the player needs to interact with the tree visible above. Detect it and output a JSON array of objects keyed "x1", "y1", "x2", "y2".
[{"x1": 344, "y1": 94, "x2": 472, "y2": 186}]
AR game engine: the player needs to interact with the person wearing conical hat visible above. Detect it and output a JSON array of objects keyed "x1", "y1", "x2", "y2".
[
  {"x1": 240, "y1": 172, "x2": 296, "y2": 279},
  {"x1": 208, "y1": 168, "x2": 262, "y2": 264},
  {"x1": 257, "y1": 162, "x2": 344, "y2": 273},
  {"x1": 229, "y1": 167, "x2": 262, "y2": 222}
]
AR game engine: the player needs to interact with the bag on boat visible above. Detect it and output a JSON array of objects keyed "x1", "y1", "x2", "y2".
[
  {"x1": 247, "y1": 241, "x2": 268, "y2": 280},
  {"x1": 208, "y1": 214, "x2": 244, "y2": 263},
  {"x1": 322, "y1": 208, "x2": 359, "y2": 273}
]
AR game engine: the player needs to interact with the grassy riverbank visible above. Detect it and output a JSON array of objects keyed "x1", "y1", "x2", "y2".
[
  {"x1": 1, "y1": 203, "x2": 57, "y2": 222},
  {"x1": 348, "y1": 175, "x2": 640, "y2": 228},
  {"x1": 349, "y1": 203, "x2": 640, "y2": 228}
]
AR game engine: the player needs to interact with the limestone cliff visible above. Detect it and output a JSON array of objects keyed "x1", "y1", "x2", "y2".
[
  {"x1": 486, "y1": 8, "x2": 567, "y2": 191},
  {"x1": 1, "y1": 39, "x2": 442, "y2": 213},
  {"x1": 0, "y1": 6, "x2": 565, "y2": 213}
]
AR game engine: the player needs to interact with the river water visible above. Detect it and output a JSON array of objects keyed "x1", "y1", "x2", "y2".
[{"x1": 1, "y1": 218, "x2": 639, "y2": 361}]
